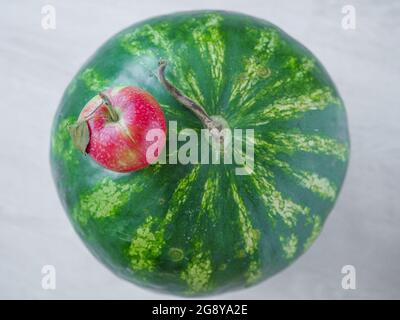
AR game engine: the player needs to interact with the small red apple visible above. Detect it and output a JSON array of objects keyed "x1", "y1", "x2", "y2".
[{"x1": 69, "y1": 86, "x2": 166, "y2": 173}]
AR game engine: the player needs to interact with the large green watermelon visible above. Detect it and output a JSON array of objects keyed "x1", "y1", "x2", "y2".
[{"x1": 50, "y1": 10, "x2": 350, "y2": 296}]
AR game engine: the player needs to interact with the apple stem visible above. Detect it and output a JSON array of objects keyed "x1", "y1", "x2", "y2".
[
  {"x1": 68, "y1": 92, "x2": 120, "y2": 154},
  {"x1": 158, "y1": 60, "x2": 223, "y2": 133},
  {"x1": 79, "y1": 92, "x2": 118, "y2": 123},
  {"x1": 98, "y1": 92, "x2": 119, "y2": 122}
]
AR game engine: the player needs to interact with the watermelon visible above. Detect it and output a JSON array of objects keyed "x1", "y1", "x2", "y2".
[{"x1": 50, "y1": 10, "x2": 350, "y2": 296}]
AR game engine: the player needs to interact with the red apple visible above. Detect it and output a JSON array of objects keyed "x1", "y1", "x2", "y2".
[{"x1": 72, "y1": 86, "x2": 166, "y2": 173}]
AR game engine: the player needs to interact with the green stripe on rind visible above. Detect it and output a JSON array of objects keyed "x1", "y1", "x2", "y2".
[
  {"x1": 182, "y1": 70, "x2": 206, "y2": 108},
  {"x1": 230, "y1": 55, "x2": 319, "y2": 124},
  {"x1": 200, "y1": 172, "x2": 220, "y2": 222},
  {"x1": 256, "y1": 142, "x2": 338, "y2": 201},
  {"x1": 52, "y1": 117, "x2": 77, "y2": 164},
  {"x1": 229, "y1": 28, "x2": 279, "y2": 110},
  {"x1": 191, "y1": 13, "x2": 225, "y2": 109},
  {"x1": 279, "y1": 234, "x2": 298, "y2": 259},
  {"x1": 228, "y1": 28, "x2": 322, "y2": 124},
  {"x1": 245, "y1": 260, "x2": 262, "y2": 284},
  {"x1": 80, "y1": 68, "x2": 107, "y2": 92},
  {"x1": 291, "y1": 171, "x2": 337, "y2": 201},
  {"x1": 303, "y1": 215, "x2": 323, "y2": 251},
  {"x1": 128, "y1": 216, "x2": 161, "y2": 271},
  {"x1": 229, "y1": 181, "x2": 262, "y2": 284},
  {"x1": 72, "y1": 178, "x2": 144, "y2": 225},
  {"x1": 267, "y1": 132, "x2": 349, "y2": 162},
  {"x1": 230, "y1": 182, "x2": 260, "y2": 255},
  {"x1": 128, "y1": 166, "x2": 200, "y2": 272},
  {"x1": 119, "y1": 24, "x2": 170, "y2": 79},
  {"x1": 120, "y1": 23, "x2": 173, "y2": 59},
  {"x1": 248, "y1": 88, "x2": 340, "y2": 126},
  {"x1": 181, "y1": 241, "x2": 212, "y2": 293},
  {"x1": 120, "y1": 24, "x2": 205, "y2": 107},
  {"x1": 180, "y1": 170, "x2": 220, "y2": 293},
  {"x1": 252, "y1": 164, "x2": 310, "y2": 227}
]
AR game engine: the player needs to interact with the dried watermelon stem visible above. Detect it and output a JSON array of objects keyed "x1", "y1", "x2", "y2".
[{"x1": 158, "y1": 59, "x2": 224, "y2": 134}]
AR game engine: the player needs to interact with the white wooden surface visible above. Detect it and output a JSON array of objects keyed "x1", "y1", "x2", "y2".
[{"x1": 0, "y1": 0, "x2": 399, "y2": 299}]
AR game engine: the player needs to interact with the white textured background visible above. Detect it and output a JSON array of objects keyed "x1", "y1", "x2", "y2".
[{"x1": 0, "y1": 0, "x2": 399, "y2": 299}]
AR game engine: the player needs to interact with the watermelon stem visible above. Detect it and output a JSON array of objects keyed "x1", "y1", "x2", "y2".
[{"x1": 158, "y1": 59, "x2": 223, "y2": 134}]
